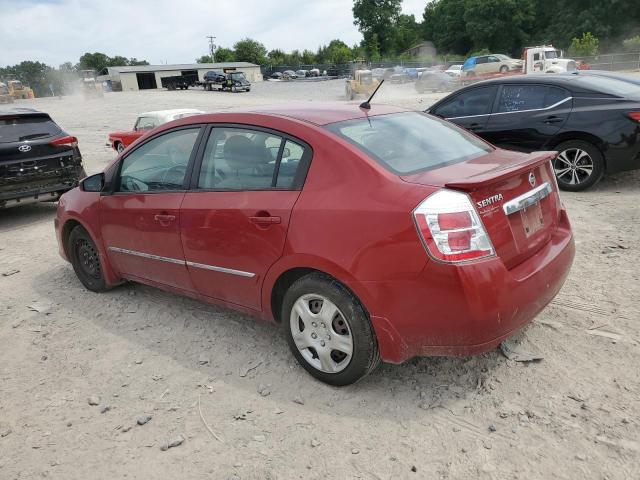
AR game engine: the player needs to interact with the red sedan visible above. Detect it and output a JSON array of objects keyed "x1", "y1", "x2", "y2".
[
  {"x1": 106, "y1": 109, "x2": 204, "y2": 153},
  {"x1": 55, "y1": 103, "x2": 574, "y2": 385}
]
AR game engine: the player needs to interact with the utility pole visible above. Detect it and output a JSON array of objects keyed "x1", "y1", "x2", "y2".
[{"x1": 207, "y1": 36, "x2": 216, "y2": 63}]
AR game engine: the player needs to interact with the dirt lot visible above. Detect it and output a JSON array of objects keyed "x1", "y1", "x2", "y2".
[{"x1": 1, "y1": 79, "x2": 639, "y2": 479}]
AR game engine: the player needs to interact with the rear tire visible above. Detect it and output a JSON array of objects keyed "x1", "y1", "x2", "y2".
[
  {"x1": 67, "y1": 226, "x2": 109, "y2": 292},
  {"x1": 282, "y1": 273, "x2": 380, "y2": 386},
  {"x1": 552, "y1": 140, "x2": 604, "y2": 191}
]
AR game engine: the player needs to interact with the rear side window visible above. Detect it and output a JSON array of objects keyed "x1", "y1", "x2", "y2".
[
  {"x1": 433, "y1": 86, "x2": 497, "y2": 118},
  {"x1": 325, "y1": 112, "x2": 492, "y2": 175},
  {"x1": 197, "y1": 128, "x2": 308, "y2": 190},
  {"x1": 497, "y1": 85, "x2": 570, "y2": 112},
  {"x1": 0, "y1": 116, "x2": 61, "y2": 143}
]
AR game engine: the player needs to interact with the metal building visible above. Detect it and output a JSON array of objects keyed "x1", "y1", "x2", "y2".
[{"x1": 105, "y1": 62, "x2": 262, "y2": 91}]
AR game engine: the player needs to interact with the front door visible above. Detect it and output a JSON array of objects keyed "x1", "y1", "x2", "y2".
[
  {"x1": 431, "y1": 85, "x2": 498, "y2": 133},
  {"x1": 100, "y1": 127, "x2": 202, "y2": 290},
  {"x1": 180, "y1": 126, "x2": 312, "y2": 310},
  {"x1": 482, "y1": 84, "x2": 571, "y2": 151}
]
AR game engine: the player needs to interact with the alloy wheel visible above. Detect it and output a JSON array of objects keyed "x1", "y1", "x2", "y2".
[
  {"x1": 554, "y1": 148, "x2": 594, "y2": 185},
  {"x1": 289, "y1": 294, "x2": 353, "y2": 373}
]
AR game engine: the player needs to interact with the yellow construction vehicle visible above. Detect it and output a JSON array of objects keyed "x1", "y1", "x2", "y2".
[
  {"x1": 2, "y1": 75, "x2": 34, "y2": 100},
  {"x1": 345, "y1": 70, "x2": 379, "y2": 100},
  {"x1": 0, "y1": 82, "x2": 13, "y2": 104}
]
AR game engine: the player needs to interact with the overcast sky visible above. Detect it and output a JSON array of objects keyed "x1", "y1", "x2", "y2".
[{"x1": 0, "y1": 0, "x2": 427, "y2": 67}]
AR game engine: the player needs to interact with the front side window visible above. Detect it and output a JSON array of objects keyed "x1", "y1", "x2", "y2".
[
  {"x1": 197, "y1": 128, "x2": 307, "y2": 190},
  {"x1": 326, "y1": 112, "x2": 492, "y2": 175},
  {"x1": 118, "y1": 128, "x2": 199, "y2": 192},
  {"x1": 433, "y1": 86, "x2": 498, "y2": 118}
]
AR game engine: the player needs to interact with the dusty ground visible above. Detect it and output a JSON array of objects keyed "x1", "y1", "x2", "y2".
[{"x1": 1, "y1": 79, "x2": 639, "y2": 479}]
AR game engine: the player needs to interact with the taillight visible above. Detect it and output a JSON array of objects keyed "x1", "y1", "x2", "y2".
[
  {"x1": 50, "y1": 135, "x2": 78, "y2": 147},
  {"x1": 628, "y1": 112, "x2": 640, "y2": 123},
  {"x1": 413, "y1": 189, "x2": 494, "y2": 263}
]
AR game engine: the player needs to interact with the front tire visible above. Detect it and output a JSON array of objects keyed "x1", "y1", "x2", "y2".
[
  {"x1": 553, "y1": 140, "x2": 604, "y2": 191},
  {"x1": 499, "y1": 65, "x2": 509, "y2": 73},
  {"x1": 116, "y1": 142, "x2": 125, "y2": 153},
  {"x1": 282, "y1": 273, "x2": 380, "y2": 386},
  {"x1": 67, "y1": 226, "x2": 109, "y2": 292}
]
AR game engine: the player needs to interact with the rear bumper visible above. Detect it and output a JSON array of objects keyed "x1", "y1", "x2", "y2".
[
  {"x1": 361, "y1": 210, "x2": 575, "y2": 363},
  {"x1": 0, "y1": 181, "x2": 79, "y2": 208}
]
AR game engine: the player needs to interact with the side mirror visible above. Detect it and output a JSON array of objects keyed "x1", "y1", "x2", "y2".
[{"x1": 81, "y1": 173, "x2": 105, "y2": 192}]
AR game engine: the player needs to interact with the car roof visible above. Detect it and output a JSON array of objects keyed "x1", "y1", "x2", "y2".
[
  {"x1": 245, "y1": 102, "x2": 410, "y2": 126},
  {"x1": 138, "y1": 109, "x2": 204, "y2": 119},
  {"x1": 0, "y1": 107, "x2": 46, "y2": 116},
  {"x1": 452, "y1": 73, "x2": 611, "y2": 93}
]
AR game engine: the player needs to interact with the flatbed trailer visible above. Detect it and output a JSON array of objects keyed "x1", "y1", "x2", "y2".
[{"x1": 161, "y1": 73, "x2": 199, "y2": 90}]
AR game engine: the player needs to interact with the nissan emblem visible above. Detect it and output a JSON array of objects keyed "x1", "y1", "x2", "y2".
[{"x1": 528, "y1": 171, "x2": 536, "y2": 187}]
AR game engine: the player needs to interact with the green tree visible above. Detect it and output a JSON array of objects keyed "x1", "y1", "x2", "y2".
[
  {"x1": 214, "y1": 47, "x2": 236, "y2": 62},
  {"x1": 128, "y1": 58, "x2": 149, "y2": 66},
  {"x1": 301, "y1": 49, "x2": 316, "y2": 64},
  {"x1": 233, "y1": 38, "x2": 267, "y2": 65},
  {"x1": 77, "y1": 52, "x2": 111, "y2": 72},
  {"x1": 392, "y1": 14, "x2": 421, "y2": 54},
  {"x1": 462, "y1": 0, "x2": 536, "y2": 55},
  {"x1": 423, "y1": 0, "x2": 472, "y2": 55},
  {"x1": 623, "y1": 35, "x2": 640, "y2": 52},
  {"x1": 568, "y1": 32, "x2": 599, "y2": 56},
  {"x1": 267, "y1": 49, "x2": 286, "y2": 65},
  {"x1": 353, "y1": 0, "x2": 402, "y2": 56}
]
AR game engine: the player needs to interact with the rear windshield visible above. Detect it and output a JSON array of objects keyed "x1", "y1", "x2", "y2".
[
  {"x1": 0, "y1": 116, "x2": 61, "y2": 143},
  {"x1": 325, "y1": 112, "x2": 492, "y2": 174},
  {"x1": 573, "y1": 75, "x2": 640, "y2": 98}
]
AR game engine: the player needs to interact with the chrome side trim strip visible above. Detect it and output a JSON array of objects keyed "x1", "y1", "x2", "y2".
[
  {"x1": 186, "y1": 261, "x2": 255, "y2": 278},
  {"x1": 108, "y1": 246, "x2": 184, "y2": 265},
  {"x1": 107, "y1": 246, "x2": 256, "y2": 278},
  {"x1": 502, "y1": 182, "x2": 552, "y2": 215},
  {"x1": 447, "y1": 96, "x2": 572, "y2": 120}
]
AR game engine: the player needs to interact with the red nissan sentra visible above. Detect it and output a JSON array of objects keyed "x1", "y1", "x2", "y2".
[{"x1": 54, "y1": 103, "x2": 574, "y2": 385}]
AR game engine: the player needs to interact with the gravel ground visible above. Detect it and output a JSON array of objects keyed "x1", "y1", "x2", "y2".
[{"x1": 1, "y1": 78, "x2": 639, "y2": 479}]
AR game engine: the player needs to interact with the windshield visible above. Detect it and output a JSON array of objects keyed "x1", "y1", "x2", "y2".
[
  {"x1": 545, "y1": 50, "x2": 560, "y2": 59},
  {"x1": 495, "y1": 54, "x2": 510, "y2": 60},
  {"x1": 230, "y1": 72, "x2": 246, "y2": 80},
  {"x1": 325, "y1": 112, "x2": 492, "y2": 174},
  {"x1": 0, "y1": 116, "x2": 61, "y2": 143},
  {"x1": 573, "y1": 75, "x2": 640, "y2": 98}
]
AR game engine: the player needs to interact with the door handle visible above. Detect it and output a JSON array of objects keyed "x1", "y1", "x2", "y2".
[
  {"x1": 544, "y1": 116, "x2": 564, "y2": 124},
  {"x1": 249, "y1": 215, "x2": 281, "y2": 226},
  {"x1": 154, "y1": 214, "x2": 176, "y2": 226},
  {"x1": 467, "y1": 123, "x2": 482, "y2": 131}
]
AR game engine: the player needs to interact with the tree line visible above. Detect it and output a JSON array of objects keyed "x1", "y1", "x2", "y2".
[{"x1": 3, "y1": 0, "x2": 640, "y2": 96}]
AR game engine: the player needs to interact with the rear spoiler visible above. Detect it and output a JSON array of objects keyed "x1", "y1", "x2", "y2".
[{"x1": 445, "y1": 151, "x2": 557, "y2": 190}]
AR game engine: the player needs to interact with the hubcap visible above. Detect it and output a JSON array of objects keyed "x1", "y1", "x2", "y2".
[
  {"x1": 76, "y1": 239, "x2": 101, "y2": 279},
  {"x1": 554, "y1": 148, "x2": 593, "y2": 185},
  {"x1": 289, "y1": 294, "x2": 353, "y2": 374}
]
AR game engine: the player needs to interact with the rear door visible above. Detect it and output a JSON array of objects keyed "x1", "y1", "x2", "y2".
[
  {"x1": 100, "y1": 126, "x2": 203, "y2": 290},
  {"x1": 482, "y1": 84, "x2": 572, "y2": 151},
  {"x1": 430, "y1": 85, "x2": 498, "y2": 133},
  {"x1": 180, "y1": 125, "x2": 312, "y2": 310}
]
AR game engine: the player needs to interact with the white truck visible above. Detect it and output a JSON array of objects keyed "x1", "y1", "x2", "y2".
[{"x1": 522, "y1": 45, "x2": 577, "y2": 74}]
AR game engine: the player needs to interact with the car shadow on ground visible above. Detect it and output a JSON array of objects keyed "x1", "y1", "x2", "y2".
[
  {"x1": 588, "y1": 169, "x2": 640, "y2": 193},
  {"x1": 32, "y1": 262, "x2": 510, "y2": 422},
  {"x1": 0, "y1": 203, "x2": 57, "y2": 233}
]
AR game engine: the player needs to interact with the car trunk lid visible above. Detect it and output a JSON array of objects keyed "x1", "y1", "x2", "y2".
[{"x1": 402, "y1": 149, "x2": 562, "y2": 269}]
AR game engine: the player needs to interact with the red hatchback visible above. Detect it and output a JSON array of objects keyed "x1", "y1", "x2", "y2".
[{"x1": 55, "y1": 103, "x2": 574, "y2": 385}]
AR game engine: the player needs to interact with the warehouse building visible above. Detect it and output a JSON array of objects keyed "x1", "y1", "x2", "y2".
[{"x1": 105, "y1": 62, "x2": 262, "y2": 91}]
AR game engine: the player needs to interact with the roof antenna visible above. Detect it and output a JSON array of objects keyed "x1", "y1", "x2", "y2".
[{"x1": 359, "y1": 79, "x2": 384, "y2": 110}]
